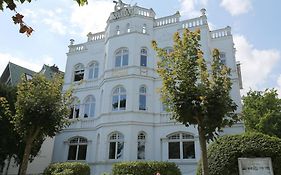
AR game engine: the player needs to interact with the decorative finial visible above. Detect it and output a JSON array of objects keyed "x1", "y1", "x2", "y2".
[
  {"x1": 70, "y1": 39, "x2": 75, "y2": 45},
  {"x1": 200, "y1": 8, "x2": 206, "y2": 16}
]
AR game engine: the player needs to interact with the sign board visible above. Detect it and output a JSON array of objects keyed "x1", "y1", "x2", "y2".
[{"x1": 238, "y1": 157, "x2": 274, "y2": 175}]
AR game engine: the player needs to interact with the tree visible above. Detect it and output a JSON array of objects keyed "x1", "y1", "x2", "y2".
[
  {"x1": 0, "y1": 83, "x2": 45, "y2": 175},
  {"x1": 152, "y1": 28, "x2": 238, "y2": 175},
  {"x1": 0, "y1": 0, "x2": 88, "y2": 36},
  {"x1": 11, "y1": 74, "x2": 72, "y2": 175},
  {"x1": 242, "y1": 89, "x2": 281, "y2": 138}
]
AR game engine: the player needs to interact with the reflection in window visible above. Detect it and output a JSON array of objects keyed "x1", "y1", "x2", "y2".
[
  {"x1": 67, "y1": 137, "x2": 87, "y2": 160},
  {"x1": 74, "y1": 64, "x2": 85, "y2": 82},
  {"x1": 88, "y1": 62, "x2": 99, "y2": 79},
  {"x1": 137, "y1": 132, "x2": 146, "y2": 159},
  {"x1": 168, "y1": 133, "x2": 195, "y2": 159},
  {"x1": 127, "y1": 23, "x2": 130, "y2": 33},
  {"x1": 115, "y1": 49, "x2": 129, "y2": 68},
  {"x1": 140, "y1": 48, "x2": 147, "y2": 67},
  {"x1": 139, "y1": 86, "x2": 147, "y2": 110},
  {"x1": 83, "y1": 96, "x2": 95, "y2": 118},
  {"x1": 109, "y1": 132, "x2": 124, "y2": 159},
  {"x1": 112, "y1": 86, "x2": 126, "y2": 111},
  {"x1": 69, "y1": 98, "x2": 80, "y2": 119},
  {"x1": 142, "y1": 24, "x2": 146, "y2": 34}
]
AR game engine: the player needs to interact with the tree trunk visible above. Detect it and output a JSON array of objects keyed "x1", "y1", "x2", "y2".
[
  {"x1": 4, "y1": 155, "x2": 11, "y2": 175},
  {"x1": 19, "y1": 136, "x2": 33, "y2": 175},
  {"x1": 198, "y1": 125, "x2": 209, "y2": 175}
]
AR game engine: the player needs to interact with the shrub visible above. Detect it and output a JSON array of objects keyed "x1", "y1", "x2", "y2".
[
  {"x1": 43, "y1": 162, "x2": 90, "y2": 175},
  {"x1": 196, "y1": 132, "x2": 281, "y2": 175},
  {"x1": 112, "y1": 161, "x2": 181, "y2": 175}
]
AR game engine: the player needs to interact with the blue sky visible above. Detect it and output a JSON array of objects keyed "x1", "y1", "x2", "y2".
[{"x1": 0, "y1": 0, "x2": 281, "y2": 96}]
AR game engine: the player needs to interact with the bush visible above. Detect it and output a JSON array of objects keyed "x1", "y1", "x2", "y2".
[
  {"x1": 196, "y1": 132, "x2": 281, "y2": 175},
  {"x1": 112, "y1": 161, "x2": 181, "y2": 175},
  {"x1": 43, "y1": 162, "x2": 90, "y2": 175}
]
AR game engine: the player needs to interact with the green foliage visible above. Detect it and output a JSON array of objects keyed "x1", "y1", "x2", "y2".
[
  {"x1": 112, "y1": 161, "x2": 181, "y2": 175},
  {"x1": 43, "y1": 162, "x2": 90, "y2": 175},
  {"x1": 196, "y1": 132, "x2": 281, "y2": 175},
  {"x1": 242, "y1": 89, "x2": 281, "y2": 138},
  {"x1": 152, "y1": 28, "x2": 238, "y2": 140}
]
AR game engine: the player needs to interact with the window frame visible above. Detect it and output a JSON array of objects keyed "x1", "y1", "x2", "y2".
[
  {"x1": 139, "y1": 86, "x2": 147, "y2": 111},
  {"x1": 83, "y1": 96, "x2": 96, "y2": 118},
  {"x1": 115, "y1": 48, "x2": 129, "y2": 68},
  {"x1": 73, "y1": 64, "x2": 85, "y2": 82},
  {"x1": 167, "y1": 132, "x2": 195, "y2": 160},
  {"x1": 137, "y1": 132, "x2": 146, "y2": 160},
  {"x1": 112, "y1": 86, "x2": 127, "y2": 111},
  {"x1": 67, "y1": 137, "x2": 88, "y2": 161},
  {"x1": 108, "y1": 132, "x2": 124, "y2": 160},
  {"x1": 88, "y1": 62, "x2": 99, "y2": 80},
  {"x1": 140, "y1": 48, "x2": 147, "y2": 67}
]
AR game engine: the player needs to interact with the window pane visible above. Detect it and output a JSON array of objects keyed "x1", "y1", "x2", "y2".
[
  {"x1": 115, "y1": 56, "x2": 121, "y2": 67},
  {"x1": 94, "y1": 67, "x2": 99, "y2": 78},
  {"x1": 109, "y1": 142, "x2": 116, "y2": 159},
  {"x1": 168, "y1": 142, "x2": 180, "y2": 159},
  {"x1": 90, "y1": 103, "x2": 95, "y2": 117},
  {"x1": 69, "y1": 107, "x2": 74, "y2": 119},
  {"x1": 112, "y1": 95, "x2": 119, "y2": 110},
  {"x1": 139, "y1": 95, "x2": 146, "y2": 110},
  {"x1": 68, "y1": 145, "x2": 77, "y2": 160},
  {"x1": 140, "y1": 55, "x2": 147, "y2": 66},
  {"x1": 88, "y1": 68, "x2": 94, "y2": 79},
  {"x1": 74, "y1": 70, "x2": 84, "y2": 81},
  {"x1": 84, "y1": 104, "x2": 89, "y2": 118},
  {"x1": 120, "y1": 95, "x2": 126, "y2": 110},
  {"x1": 117, "y1": 142, "x2": 124, "y2": 159},
  {"x1": 77, "y1": 145, "x2": 87, "y2": 160},
  {"x1": 122, "y1": 54, "x2": 128, "y2": 66},
  {"x1": 75, "y1": 105, "x2": 80, "y2": 118},
  {"x1": 183, "y1": 142, "x2": 195, "y2": 159},
  {"x1": 137, "y1": 141, "x2": 145, "y2": 159}
]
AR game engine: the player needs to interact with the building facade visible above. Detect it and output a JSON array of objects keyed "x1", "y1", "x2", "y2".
[{"x1": 52, "y1": 2, "x2": 244, "y2": 175}]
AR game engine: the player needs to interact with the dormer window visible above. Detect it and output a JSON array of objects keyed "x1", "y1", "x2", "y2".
[
  {"x1": 116, "y1": 25, "x2": 120, "y2": 35},
  {"x1": 127, "y1": 23, "x2": 131, "y2": 33},
  {"x1": 142, "y1": 24, "x2": 146, "y2": 34}
]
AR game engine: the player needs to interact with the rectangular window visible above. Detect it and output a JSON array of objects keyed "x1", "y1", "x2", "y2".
[
  {"x1": 112, "y1": 95, "x2": 119, "y2": 111},
  {"x1": 88, "y1": 68, "x2": 94, "y2": 79},
  {"x1": 137, "y1": 141, "x2": 145, "y2": 159},
  {"x1": 123, "y1": 54, "x2": 128, "y2": 66},
  {"x1": 183, "y1": 142, "x2": 195, "y2": 159},
  {"x1": 140, "y1": 55, "x2": 147, "y2": 66},
  {"x1": 77, "y1": 145, "x2": 87, "y2": 160},
  {"x1": 115, "y1": 56, "x2": 121, "y2": 67},
  {"x1": 119, "y1": 95, "x2": 126, "y2": 110},
  {"x1": 109, "y1": 142, "x2": 116, "y2": 159},
  {"x1": 168, "y1": 142, "x2": 180, "y2": 159},
  {"x1": 68, "y1": 145, "x2": 77, "y2": 160},
  {"x1": 117, "y1": 142, "x2": 124, "y2": 159},
  {"x1": 74, "y1": 70, "x2": 84, "y2": 81},
  {"x1": 139, "y1": 95, "x2": 146, "y2": 110}
]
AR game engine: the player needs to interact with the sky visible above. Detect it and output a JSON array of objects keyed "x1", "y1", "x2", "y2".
[{"x1": 0, "y1": 0, "x2": 281, "y2": 97}]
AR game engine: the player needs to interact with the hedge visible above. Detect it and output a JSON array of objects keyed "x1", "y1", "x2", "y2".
[
  {"x1": 43, "y1": 162, "x2": 90, "y2": 175},
  {"x1": 196, "y1": 132, "x2": 281, "y2": 175},
  {"x1": 112, "y1": 161, "x2": 181, "y2": 175}
]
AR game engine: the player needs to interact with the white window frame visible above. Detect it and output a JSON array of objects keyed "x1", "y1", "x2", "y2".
[
  {"x1": 108, "y1": 132, "x2": 124, "y2": 159},
  {"x1": 67, "y1": 137, "x2": 88, "y2": 161},
  {"x1": 88, "y1": 62, "x2": 99, "y2": 80},
  {"x1": 83, "y1": 96, "x2": 96, "y2": 118},
  {"x1": 112, "y1": 86, "x2": 127, "y2": 111},
  {"x1": 139, "y1": 86, "x2": 147, "y2": 111},
  {"x1": 115, "y1": 48, "x2": 129, "y2": 68},
  {"x1": 137, "y1": 132, "x2": 146, "y2": 160}
]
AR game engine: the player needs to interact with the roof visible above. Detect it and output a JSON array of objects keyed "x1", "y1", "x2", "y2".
[
  {"x1": 0, "y1": 62, "x2": 35, "y2": 86},
  {"x1": 39, "y1": 64, "x2": 64, "y2": 80}
]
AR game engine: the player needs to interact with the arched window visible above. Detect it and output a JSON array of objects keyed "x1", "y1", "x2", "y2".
[
  {"x1": 108, "y1": 132, "x2": 124, "y2": 159},
  {"x1": 67, "y1": 137, "x2": 88, "y2": 160},
  {"x1": 88, "y1": 62, "x2": 99, "y2": 79},
  {"x1": 115, "y1": 48, "x2": 129, "y2": 67},
  {"x1": 74, "y1": 63, "x2": 84, "y2": 82},
  {"x1": 140, "y1": 48, "x2": 147, "y2": 67},
  {"x1": 139, "y1": 86, "x2": 147, "y2": 110},
  {"x1": 116, "y1": 25, "x2": 120, "y2": 35},
  {"x1": 83, "y1": 96, "x2": 95, "y2": 118},
  {"x1": 137, "y1": 132, "x2": 146, "y2": 159},
  {"x1": 167, "y1": 132, "x2": 195, "y2": 159},
  {"x1": 69, "y1": 97, "x2": 80, "y2": 119},
  {"x1": 127, "y1": 23, "x2": 130, "y2": 33},
  {"x1": 142, "y1": 24, "x2": 146, "y2": 34},
  {"x1": 112, "y1": 86, "x2": 126, "y2": 111}
]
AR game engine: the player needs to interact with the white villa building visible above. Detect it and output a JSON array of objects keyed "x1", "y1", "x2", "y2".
[{"x1": 50, "y1": 1, "x2": 244, "y2": 175}]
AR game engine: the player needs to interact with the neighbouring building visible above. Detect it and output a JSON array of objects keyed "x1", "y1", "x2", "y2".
[{"x1": 0, "y1": 63, "x2": 62, "y2": 175}]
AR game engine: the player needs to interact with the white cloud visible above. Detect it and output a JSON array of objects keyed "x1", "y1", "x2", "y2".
[
  {"x1": 70, "y1": 0, "x2": 114, "y2": 36},
  {"x1": 0, "y1": 53, "x2": 54, "y2": 75},
  {"x1": 43, "y1": 18, "x2": 67, "y2": 35},
  {"x1": 220, "y1": 0, "x2": 252, "y2": 16},
  {"x1": 179, "y1": 0, "x2": 208, "y2": 18},
  {"x1": 234, "y1": 35, "x2": 281, "y2": 96}
]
